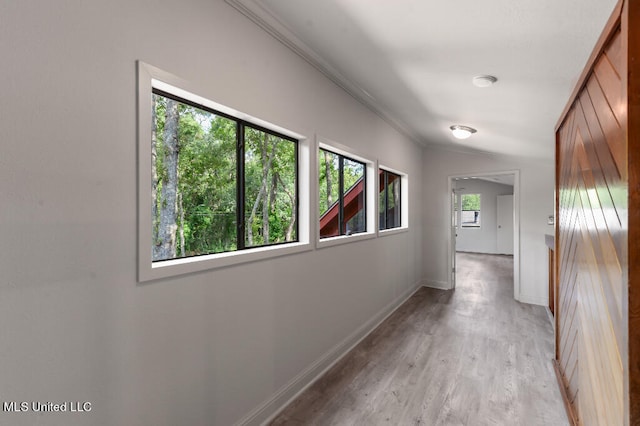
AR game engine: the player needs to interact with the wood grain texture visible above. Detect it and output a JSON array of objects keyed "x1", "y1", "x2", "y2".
[
  {"x1": 624, "y1": 1, "x2": 640, "y2": 423},
  {"x1": 556, "y1": 9, "x2": 629, "y2": 424},
  {"x1": 549, "y1": 247, "x2": 555, "y2": 315},
  {"x1": 270, "y1": 254, "x2": 567, "y2": 425},
  {"x1": 554, "y1": 359, "x2": 579, "y2": 426}
]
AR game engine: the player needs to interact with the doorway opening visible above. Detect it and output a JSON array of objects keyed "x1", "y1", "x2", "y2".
[{"x1": 448, "y1": 170, "x2": 520, "y2": 300}]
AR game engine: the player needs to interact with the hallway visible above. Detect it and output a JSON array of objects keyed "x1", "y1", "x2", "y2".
[{"x1": 271, "y1": 253, "x2": 568, "y2": 425}]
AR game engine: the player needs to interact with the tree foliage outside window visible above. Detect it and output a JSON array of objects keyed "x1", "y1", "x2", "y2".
[
  {"x1": 244, "y1": 126, "x2": 297, "y2": 248},
  {"x1": 461, "y1": 193, "x2": 481, "y2": 228},
  {"x1": 318, "y1": 149, "x2": 366, "y2": 238},
  {"x1": 379, "y1": 170, "x2": 401, "y2": 230},
  {"x1": 152, "y1": 91, "x2": 297, "y2": 262}
]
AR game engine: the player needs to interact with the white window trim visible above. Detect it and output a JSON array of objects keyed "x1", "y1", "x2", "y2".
[
  {"x1": 137, "y1": 61, "x2": 311, "y2": 282},
  {"x1": 315, "y1": 136, "x2": 376, "y2": 249},
  {"x1": 377, "y1": 164, "x2": 409, "y2": 237}
]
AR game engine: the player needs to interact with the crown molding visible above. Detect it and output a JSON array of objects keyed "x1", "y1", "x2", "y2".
[{"x1": 225, "y1": 0, "x2": 423, "y2": 145}]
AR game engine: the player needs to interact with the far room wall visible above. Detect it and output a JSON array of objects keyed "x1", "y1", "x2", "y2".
[
  {"x1": 455, "y1": 179, "x2": 514, "y2": 254},
  {"x1": 422, "y1": 146, "x2": 554, "y2": 305}
]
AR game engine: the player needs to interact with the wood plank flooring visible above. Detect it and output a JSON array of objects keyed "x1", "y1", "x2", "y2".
[{"x1": 270, "y1": 253, "x2": 568, "y2": 425}]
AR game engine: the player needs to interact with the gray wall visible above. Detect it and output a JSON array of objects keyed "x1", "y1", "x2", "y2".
[
  {"x1": 0, "y1": 1, "x2": 423, "y2": 425},
  {"x1": 455, "y1": 179, "x2": 514, "y2": 254}
]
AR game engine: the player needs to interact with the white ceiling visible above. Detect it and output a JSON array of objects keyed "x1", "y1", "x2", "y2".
[
  {"x1": 227, "y1": 0, "x2": 618, "y2": 161},
  {"x1": 452, "y1": 172, "x2": 514, "y2": 187},
  {"x1": 472, "y1": 175, "x2": 514, "y2": 187}
]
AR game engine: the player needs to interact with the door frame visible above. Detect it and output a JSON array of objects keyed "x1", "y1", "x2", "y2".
[
  {"x1": 447, "y1": 170, "x2": 521, "y2": 300},
  {"x1": 496, "y1": 194, "x2": 514, "y2": 255}
]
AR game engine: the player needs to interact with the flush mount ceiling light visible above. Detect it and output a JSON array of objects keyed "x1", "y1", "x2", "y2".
[
  {"x1": 450, "y1": 125, "x2": 477, "y2": 139},
  {"x1": 472, "y1": 75, "x2": 498, "y2": 88}
]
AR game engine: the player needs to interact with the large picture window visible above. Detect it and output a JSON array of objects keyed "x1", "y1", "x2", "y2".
[
  {"x1": 151, "y1": 89, "x2": 298, "y2": 263},
  {"x1": 318, "y1": 148, "x2": 366, "y2": 238},
  {"x1": 379, "y1": 169, "x2": 401, "y2": 230}
]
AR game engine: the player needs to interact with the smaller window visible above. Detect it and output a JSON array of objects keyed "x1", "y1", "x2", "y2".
[
  {"x1": 379, "y1": 169, "x2": 401, "y2": 230},
  {"x1": 461, "y1": 193, "x2": 481, "y2": 228},
  {"x1": 319, "y1": 148, "x2": 366, "y2": 238}
]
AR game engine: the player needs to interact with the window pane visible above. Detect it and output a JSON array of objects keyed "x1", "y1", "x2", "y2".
[
  {"x1": 379, "y1": 170, "x2": 401, "y2": 230},
  {"x1": 319, "y1": 149, "x2": 340, "y2": 238},
  {"x1": 244, "y1": 126, "x2": 297, "y2": 247},
  {"x1": 318, "y1": 149, "x2": 340, "y2": 215},
  {"x1": 152, "y1": 92, "x2": 237, "y2": 261},
  {"x1": 461, "y1": 193, "x2": 481, "y2": 227},
  {"x1": 343, "y1": 158, "x2": 365, "y2": 235},
  {"x1": 319, "y1": 149, "x2": 367, "y2": 238},
  {"x1": 386, "y1": 172, "x2": 401, "y2": 228},
  {"x1": 379, "y1": 172, "x2": 386, "y2": 230}
]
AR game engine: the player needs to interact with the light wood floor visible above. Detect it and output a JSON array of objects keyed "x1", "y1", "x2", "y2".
[{"x1": 270, "y1": 253, "x2": 568, "y2": 425}]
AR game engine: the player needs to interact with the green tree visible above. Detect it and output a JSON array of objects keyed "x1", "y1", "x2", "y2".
[
  {"x1": 244, "y1": 128, "x2": 296, "y2": 246},
  {"x1": 152, "y1": 92, "x2": 296, "y2": 259},
  {"x1": 154, "y1": 97, "x2": 179, "y2": 261},
  {"x1": 462, "y1": 194, "x2": 481, "y2": 211}
]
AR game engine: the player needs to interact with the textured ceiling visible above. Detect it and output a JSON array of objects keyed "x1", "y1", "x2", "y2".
[{"x1": 228, "y1": 0, "x2": 618, "y2": 161}]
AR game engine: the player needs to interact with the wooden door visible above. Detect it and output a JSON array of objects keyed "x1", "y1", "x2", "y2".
[{"x1": 554, "y1": 1, "x2": 640, "y2": 423}]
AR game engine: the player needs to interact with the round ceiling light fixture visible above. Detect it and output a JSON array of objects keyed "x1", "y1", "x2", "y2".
[
  {"x1": 450, "y1": 125, "x2": 477, "y2": 139},
  {"x1": 472, "y1": 75, "x2": 498, "y2": 88}
]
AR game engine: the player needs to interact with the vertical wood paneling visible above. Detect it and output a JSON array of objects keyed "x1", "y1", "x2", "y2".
[
  {"x1": 624, "y1": 0, "x2": 640, "y2": 422},
  {"x1": 556, "y1": 19, "x2": 626, "y2": 425}
]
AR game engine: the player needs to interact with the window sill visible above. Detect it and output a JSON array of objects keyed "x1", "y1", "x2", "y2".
[
  {"x1": 139, "y1": 241, "x2": 313, "y2": 282},
  {"x1": 316, "y1": 232, "x2": 376, "y2": 250},
  {"x1": 378, "y1": 226, "x2": 409, "y2": 237}
]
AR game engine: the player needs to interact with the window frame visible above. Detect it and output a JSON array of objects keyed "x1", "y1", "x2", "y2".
[
  {"x1": 151, "y1": 88, "x2": 300, "y2": 253},
  {"x1": 377, "y1": 165, "x2": 409, "y2": 237},
  {"x1": 316, "y1": 138, "x2": 376, "y2": 249},
  {"x1": 138, "y1": 62, "x2": 311, "y2": 282},
  {"x1": 318, "y1": 148, "x2": 367, "y2": 238}
]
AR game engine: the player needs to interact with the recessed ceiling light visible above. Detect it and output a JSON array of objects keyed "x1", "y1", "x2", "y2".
[
  {"x1": 450, "y1": 125, "x2": 477, "y2": 139},
  {"x1": 472, "y1": 75, "x2": 498, "y2": 88}
]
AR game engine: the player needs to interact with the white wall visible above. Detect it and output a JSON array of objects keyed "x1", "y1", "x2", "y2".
[
  {"x1": 422, "y1": 147, "x2": 554, "y2": 305},
  {"x1": 0, "y1": 1, "x2": 423, "y2": 425},
  {"x1": 455, "y1": 179, "x2": 514, "y2": 254}
]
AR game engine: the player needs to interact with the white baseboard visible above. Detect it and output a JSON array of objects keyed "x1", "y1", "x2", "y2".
[
  {"x1": 545, "y1": 306, "x2": 554, "y2": 328},
  {"x1": 422, "y1": 280, "x2": 450, "y2": 290},
  {"x1": 518, "y1": 294, "x2": 548, "y2": 307},
  {"x1": 236, "y1": 282, "x2": 422, "y2": 426}
]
